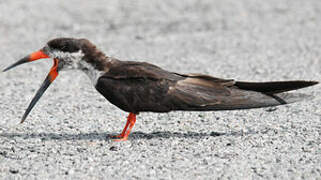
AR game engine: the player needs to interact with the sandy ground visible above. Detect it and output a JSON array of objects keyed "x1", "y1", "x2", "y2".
[{"x1": 0, "y1": 0, "x2": 320, "y2": 179}]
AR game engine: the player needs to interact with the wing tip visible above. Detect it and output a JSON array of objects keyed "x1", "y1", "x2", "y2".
[{"x1": 275, "y1": 92, "x2": 316, "y2": 104}]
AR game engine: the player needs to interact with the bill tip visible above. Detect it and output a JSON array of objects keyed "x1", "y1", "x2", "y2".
[
  {"x1": 2, "y1": 65, "x2": 14, "y2": 72},
  {"x1": 20, "y1": 118, "x2": 26, "y2": 124},
  {"x1": 1, "y1": 65, "x2": 8, "y2": 72},
  {"x1": 311, "y1": 81, "x2": 319, "y2": 85}
]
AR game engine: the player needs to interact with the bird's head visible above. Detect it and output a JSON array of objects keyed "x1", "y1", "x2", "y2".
[
  {"x1": 3, "y1": 38, "x2": 102, "y2": 123},
  {"x1": 4, "y1": 38, "x2": 97, "y2": 73}
]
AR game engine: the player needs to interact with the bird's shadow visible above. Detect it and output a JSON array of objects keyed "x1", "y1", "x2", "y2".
[{"x1": 0, "y1": 130, "x2": 258, "y2": 141}]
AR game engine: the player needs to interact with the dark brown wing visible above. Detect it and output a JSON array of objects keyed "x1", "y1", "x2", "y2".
[
  {"x1": 96, "y1": 61, "x2": 183, "y2": 113},
  {"x1": 168, "y1": 74, "x2": 316, "y2": 111},
  {"x1": 102, "y1": 60, "x2": 182, "y2": 81},
  {"x1": 96, "y1": 61, "x2": 317, "y2": 113}
]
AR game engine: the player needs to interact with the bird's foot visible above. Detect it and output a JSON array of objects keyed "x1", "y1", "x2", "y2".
[
  {"x1": 112, "y1": 137, "x2": 128, "y2": 142},
  {"x1": 110, "y1": 134, "x2": 124, "y2": 139},
  {"x1": 110, "y1": 133, "x2": 129, "y2": 141},
  {"x1": 109, "y1": 112, "x2": 137, "y2": 142}
]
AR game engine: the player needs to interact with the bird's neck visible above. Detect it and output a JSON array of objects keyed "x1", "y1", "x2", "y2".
[{"x1": 80, "y1": 49, "x2": 113, "y2": 86}]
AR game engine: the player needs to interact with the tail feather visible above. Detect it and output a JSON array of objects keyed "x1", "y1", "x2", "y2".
[
  {"x1": 235, "y1": 80, "x2": 318, "y2": 94},
  {"x1": 171, "y1": 80, "x2": 318, "y2": 111}
]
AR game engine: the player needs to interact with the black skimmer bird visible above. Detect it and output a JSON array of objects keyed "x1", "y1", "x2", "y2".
[{"x1": 3, "y1": 38, "x2": 318, "y2": 141}]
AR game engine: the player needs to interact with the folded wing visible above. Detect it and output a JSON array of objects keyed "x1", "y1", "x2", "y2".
[{"x1": 168, "y1": 73, "x2": 317, "y2": 111}]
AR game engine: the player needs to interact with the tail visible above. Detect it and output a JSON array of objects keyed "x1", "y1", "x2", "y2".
[
  {"x1": 235, "y1": 80, "x2": 318, "y2": 94},
  {"x1": 235, "y1": 80, "x2": 318, "y2": 105}
]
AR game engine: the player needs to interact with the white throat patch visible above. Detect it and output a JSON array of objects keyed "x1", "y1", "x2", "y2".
[
  {"x1": 49, "y1": 50, "x2": 84, "y2": 70},
  {"x1": 49, "y1": 50, "x2": 104, "y2": 86}
]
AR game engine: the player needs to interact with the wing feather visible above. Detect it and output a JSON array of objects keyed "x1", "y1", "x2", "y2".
[{"x1": 98, "y1": 61, "x2": 316, "y2": 112}]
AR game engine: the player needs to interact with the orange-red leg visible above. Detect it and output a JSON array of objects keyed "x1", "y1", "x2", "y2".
[
  {"x1": 111, "y1": 115, "x2": 130, "y2": 138},
  {"x1": 112, "y1": 113, "x2": 137, "y2": 141}
]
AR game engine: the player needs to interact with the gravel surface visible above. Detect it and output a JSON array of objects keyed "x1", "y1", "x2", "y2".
[{"x1": 0, "y1": 0, "x2": 320, "y2": 179}]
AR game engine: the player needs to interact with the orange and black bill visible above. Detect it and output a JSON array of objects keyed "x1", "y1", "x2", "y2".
[
  {"x1": 3, "y1": 50, "x2": 49, "y2": 72},
  {"x1": 3, "y1": 51, "x2": 60, "y2": 123}
]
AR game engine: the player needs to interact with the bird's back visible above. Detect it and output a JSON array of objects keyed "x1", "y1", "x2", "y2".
[{"x1": 96, "y1": 60, "x2": 318, "y2": 113}]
